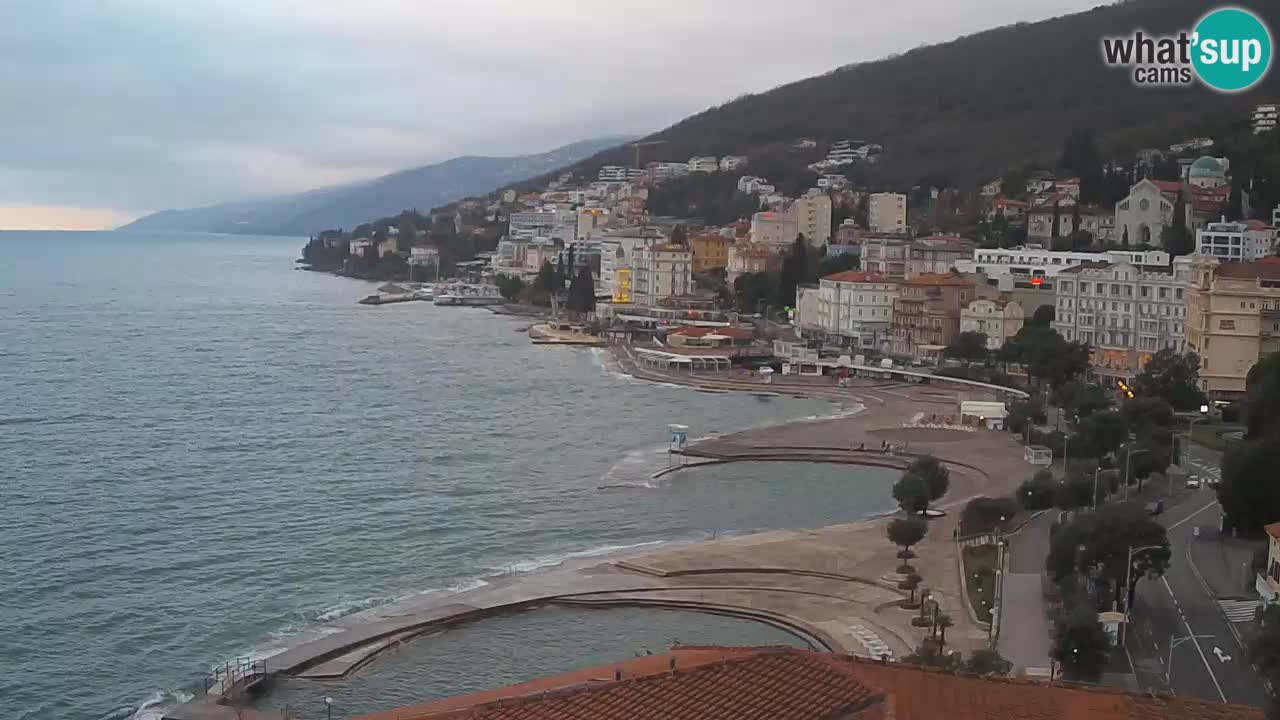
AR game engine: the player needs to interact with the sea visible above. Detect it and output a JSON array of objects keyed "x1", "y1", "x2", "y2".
[{"x1": 0, "y1": 231, "x2": 897, "y2": 720}]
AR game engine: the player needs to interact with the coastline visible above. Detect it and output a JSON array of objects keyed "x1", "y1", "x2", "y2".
[{"x1": 167, "y1": 342, "x2": 1033, "y2": 720}]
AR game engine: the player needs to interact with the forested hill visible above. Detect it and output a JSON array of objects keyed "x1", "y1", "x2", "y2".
[{"x1": 558, "y1": 0, "x2": 1280, "y2": 190}]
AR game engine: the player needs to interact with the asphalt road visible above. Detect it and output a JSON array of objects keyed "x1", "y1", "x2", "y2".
[{"x1": 1125, "y1": 452, "x2": 1268, "y2": 707}]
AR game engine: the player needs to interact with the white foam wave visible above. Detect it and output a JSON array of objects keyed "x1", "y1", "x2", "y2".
[
  {"x1": 492, "y1": 540, "x2": 667, "y2": 574},
  {"x1": 314, "y1": 595, "x2": 398, "y2": 623},
  {"x1": 119, "y1": 690, "x2": 194, "y2": 720}
]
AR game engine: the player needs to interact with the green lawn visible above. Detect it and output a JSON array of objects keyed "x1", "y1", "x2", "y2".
[
  {"x1": 1189, "y1": 422, "x2": 1245, "y2": 452},
  {"x1": 962, "y1": 545, "x2": 999, "y2": 624}
]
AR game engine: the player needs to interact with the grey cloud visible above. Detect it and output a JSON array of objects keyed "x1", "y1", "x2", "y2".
[{"x1": 0, "y1": 0, "x2": 1105, "y2": 215}]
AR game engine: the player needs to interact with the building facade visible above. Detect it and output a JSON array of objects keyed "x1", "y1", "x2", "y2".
[
  {"x1": 726, "y1": 242, "x2": 782, "y2": 283},
  {"x1": 1184, "y1": 257, "x2": 1280, "y2": 398},
  {"x1": 797, "y1": 271, "x2": 900, "y2": 350},
  {"x1": 750, "y1": 210, "x2": 800, "y2": 247},
  {"x1": 1196, "y1": 220, "x2": 1275, "y2": 262},
  {"x1": 860, "y1": 234, "x2": 910, "y2": 280},
  {"x1": 956, "y1": 247, "x2": 1171, "y2": 286},
  {"x1": 688, "y1": 156, "x2": 719, "y2": 173},
  {"x1": 1254, "y1": 103, "x2": 1279, "y2": 135},
  {"x1": 1115, "y1": 179, "x2": 1176, "y2": 248},
  {"x1": 960, "y1": 298, "x2": 1025, "y2": 349},
  {"x1": 630, "y1": 243, "x2": 692, "y2": 304},
  {"x1": 791, "y1": 192, "x2": 833, "y2": 246},
  {"x1": 889, "y1": 273, "x2": 976, "y2": 361},
  {"x1": 907, "y1": 235, "x2": 975, "y2": 277},
  {"x1": 688, "y1": 233, "x2": 730, "y2": 273},
  {"x1": 868, "y1": 193, "x2": 907, "y2": 234},
  {"x1": 1052, "y1": 259, "x2": 1192, "y2": 382}
]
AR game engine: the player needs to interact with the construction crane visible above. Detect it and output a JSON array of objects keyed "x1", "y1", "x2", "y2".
[{"x1": 628, "y1": 140, "x2": 669, "y2": 171}]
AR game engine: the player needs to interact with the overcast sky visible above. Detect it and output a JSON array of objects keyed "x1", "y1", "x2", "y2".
[{"x1": 0, "y1": 0, "x2": 1107, "y2": 229}]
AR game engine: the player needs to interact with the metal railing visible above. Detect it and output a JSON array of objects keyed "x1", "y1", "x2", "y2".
[{"x1": 203, "y1": 657, "x2": 268, "y2": 696}]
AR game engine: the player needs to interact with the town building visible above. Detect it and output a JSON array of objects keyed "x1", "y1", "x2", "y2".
[
  {"x1": 796, "y1": 270, "x2": 899, "y2": 350},
  {"x1": 726, "y1": 241, "x2": 782, "y2": 283},
  {"x1": 1184, "y1": 257, "x2": 1280, "y2": 399},
  {"x1": 957, "y1": 246, "x2": 1171, "y2": 287},
  {"x1": 597, "y1": 165, "x2": 629, "y2": 182},
  {"x1": 986, "y1": 197, "x2": 1027, "y2": 222},
  {"x1": 1052, "y1": 259, "x2": 1193, "y2": 383},
  {"x1": 791, "y1": 191, "x2": 833, "y2": 246},
  {"x1": 1169, "y1": 137, "x2": 1215, "y2": 154},
  {"x1": 816, "y1": 174, "x2": 849, "y2": 190},
  {"x1": 1187, "y1": 156, "x2": 1229, "y2": 189},
  {"x1": 597, "y1": 226, "x2": 666, "y2": 299},
  {"x1": 960, "y1": 297, "x2": 1026, "y2": 349},
  {"x1": 981, "y1": 178, "x2": 1004, "y2": 197},
  {"x1": 630, "y1": 243, "x2": 692, "y2": 303},
  {"x1": 1196, "y1": 219, "x2": 1276, "y2": 262},
  {"x1": 687, "y1": 232, "x2": 730, "y2": 273},
  {"x1": 354, "y1": 645, "x2": 1260, "y2": 720},
  {"x1": 650, "y1": 162, "x2": 691, "y2": 182},
  {"x1": 508, "y1": 209, "x2": 574, "y2": 243},
  {"x1": 575, "y1": 207, "x2": 609, "y2": 242},
  {"x1": 1115, "y1": 179, "x2": 1177, "y2": 247},
  {"x1": 719, "y1": 155, "x2": 748, "y2": 171},
  {"x1": 687, "y1": 156, "x2": 719, "y2": 173},
  {"x1": 889, "y1": 272, "x2": 976, "y2": 361},
  {"x1": 860, "y1": 233, "x2": 911, "y2": 280},
  {"x1": 1254, "y1": 103, "x2": 1279, "y2": 134},
  {"x1": 750, "y1": 210, "x2": 800, "y2": 247},
  {"x1": 907, "y1": 234, "x2": 975, "y2": 277},
  {"x1": 868, "y1": 192, "x2": 907, "y2": 234}
]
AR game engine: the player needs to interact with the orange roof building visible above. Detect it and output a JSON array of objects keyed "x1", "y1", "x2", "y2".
[{"x1": 356, "y1": 646, "x2": 1259, "y2": 720}]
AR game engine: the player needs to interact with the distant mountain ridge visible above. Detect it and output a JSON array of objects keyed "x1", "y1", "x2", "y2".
[{"x1": 121, "y1": 137, "x2": 630, "y2": 236}]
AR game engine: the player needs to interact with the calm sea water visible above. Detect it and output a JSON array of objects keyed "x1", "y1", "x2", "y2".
[{"x1": 0, "y1": 231, "x2": 894, "y2": 720}]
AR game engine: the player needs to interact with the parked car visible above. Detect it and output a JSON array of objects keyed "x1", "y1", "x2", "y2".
[
  {"x1": 1146, "y1": 500, "x2": 1164, "y2": 516},
  {"x1": 1186, "y1": 476, "x2": 1202, "y2": 489}
]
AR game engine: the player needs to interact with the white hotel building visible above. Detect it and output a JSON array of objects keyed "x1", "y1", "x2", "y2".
[
  {"x1": 956, "y1": 246, "x2": 1170, "y2": 287},
  {"x1": 1195, "y1": 219, "x2": 1276, "y2": 262},
  {"x1": 795, "y1": 270, "x2": 899, "y2": 350},
  {"x1": 1052, "y1": 258, "x2": 1194, "y2": 382}
]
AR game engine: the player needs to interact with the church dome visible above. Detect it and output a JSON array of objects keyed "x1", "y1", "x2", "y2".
[{"x1": 1189, "y1": 156, "x2": 1227, "y2": 178}]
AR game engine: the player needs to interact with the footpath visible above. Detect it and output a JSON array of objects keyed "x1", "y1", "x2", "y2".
[{"x1": 997, "y1": 511, "x2": 1055, "y2": 675}]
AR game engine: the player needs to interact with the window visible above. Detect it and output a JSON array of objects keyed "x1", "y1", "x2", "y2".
[
  {"x1": 1141, "y1": 286, "x2": 1150, "y2": 298},
  {"x1": 1220, "y1": 319, "x2": 1236, "y2": 330},
  {"x1": 1159, "y1": 287, "x2": 1168, "y2": 299},
  {"x1": 1176, "y1": 288, "x2": 1183, "y2": 300}
]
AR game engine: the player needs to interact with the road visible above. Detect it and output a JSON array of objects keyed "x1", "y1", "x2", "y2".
[{"x1": 1125, "y1": 443, "x2": 1267, "y2": 707}]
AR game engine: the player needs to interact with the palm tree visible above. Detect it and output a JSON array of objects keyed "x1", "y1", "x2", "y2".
[{"x1": 933, "y1": 612, "x2": 954, "y2": 649}]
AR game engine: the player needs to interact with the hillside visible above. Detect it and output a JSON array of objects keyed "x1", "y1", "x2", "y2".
[
  {"x1": 557, "y1": 0, "x2": 1280, "y2": 191},
  {"x1": 121, "y1": 137, "x2": 629, "y2": 236}
]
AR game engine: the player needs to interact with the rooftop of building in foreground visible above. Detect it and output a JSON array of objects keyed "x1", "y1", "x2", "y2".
[{"x1": 354, "y1": 645, "x2": 1258, "y2": 720}]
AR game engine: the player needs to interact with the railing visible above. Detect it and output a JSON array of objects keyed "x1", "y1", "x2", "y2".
[{"x1": 203, "y1": 657, "x2": 268, "y2": 696}]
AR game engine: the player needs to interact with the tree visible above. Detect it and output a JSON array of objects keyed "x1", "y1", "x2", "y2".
[
  {"x1": 1045, "y1": 502, "x2": 1170, "y2": 609},
  {"x1": 963, "y1": 648, "x2": 1013, "y2": 676},
  {"x1": 1245, "y1": 352, "x2": 1280, "y2": 440},
  {"x1": 1030, "y1": 304, "x2": 1055, "y2": 327},
  {"x1": 1250, "y1": 604, "x2": 1280, "y2": 717},
  {"x1": 566, "y1": 266, "x2": 597, "y2": 313},
  {"x1": 1060, "y1": 130, "x2": 1105, "y2": 204},
  {"x1": 1053, "y1": 381, "x2": 1112, "y2": 420},
  {"x1": 1051, "y1": 201, "x2": 1062, "y2": 239},
  {"x1": 905, "y1": 638, "x2": 961, "y2": 671},
  {"x1": 1053, "y1": 476, "x2": 1093, "y2": 516},
  {"x1": 1019, "y1": 471, "x2": 1058, "y2": 510},
  {"x1": 495, "y1": 273, "x2": 526, "y2": 301},
  {"x1": 534, "y1": 260, "x2": 558, "y2": 294},
  {"x1": 777, "y1": 235, "x2": 817, "y2": 309},
  {"x1": 1163, "y1": 193, "x2": 1194, "y2": 256},
  {"x1": 886, "y1": 517, "x2": 929, "y2": 558},
  {"x1": 1218, "y1": 439, "x2": 1280, "y2": 536},
  {"x1": 1052, "y1": 606, "x2": 1111, "y2": 682},
  {"x1": 893, "y1": 472, "x2": 932, "y2": 516},
  {"x1": 1071, "y1": 410, "x2": 1128, "y2": 459},
  {"x1": 933, "y1": 612, "x2": 954, "y2": 648},
  {"x1": 1132, "y1": 349, "x2": 1206, "y2": 411},
  {"x1": 1121, "y1": 396, "x2": 1175, "y2": 432},
  {"x1": 944, "y1": 331, "x2": 989, "y2": 364},
  {"x1": 961, "y1": 496, "x2": 1018, "y2": 534},
  {"x1": 671, "y1": 225, "x2": 688, "y2": 245},
  {"x1": 818, "y1": 252, "x2": 859, "y2": 276},
  {"x1": 733, "y1": 271, "x2": 776, "y2": 313},
  {"x1": 905, "y1": 456, "x2": 950, "y2": 503},
  {"x1": 854, "y1": 193, "x2": 870, "y2": 229}
]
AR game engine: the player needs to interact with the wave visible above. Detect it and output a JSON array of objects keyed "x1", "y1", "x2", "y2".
[
  {"x1": 488, "y1": 540, "x2": 668, "y2": 575},
  {"x1": 108, "y1": 690, "x2": 194, "y2": 720}
]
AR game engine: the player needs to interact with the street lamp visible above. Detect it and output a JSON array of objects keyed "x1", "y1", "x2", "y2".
[
  {"x1": 1092, "y1": 466, "x2": 1102, "y2": 508},
  {"x1": 1121, "y1": 544, "x2": 1165, "y2": 646},
  {"x1": 1167, "y1": 633, "x2": 1214, "y2": 686},
  {"x1": 1180, "y1": 405, "x2": 1211, "y2": 467},
  {"x1": 325, "y1": 696, "x2": 333, "y2": 720}
]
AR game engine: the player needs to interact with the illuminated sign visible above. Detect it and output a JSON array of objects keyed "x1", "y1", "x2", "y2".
[{"x1": 1030, "y1": 277, "x2": 1044, "y2": 286}]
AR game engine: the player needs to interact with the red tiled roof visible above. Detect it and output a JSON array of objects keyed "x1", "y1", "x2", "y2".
[
  {"x1": 360, "y1": 647, "x2": 884, "y2": 720},
  {"x1": 824, "y1": 270, "x2": 895, "y2": 284},
  {"x1": 1152, "y1": 180, "x2": 1185, "y2": 194},
  {"x1": 357, "y1": 647, "x2": 1261, "y2": 720},
  {"x1": 1246, "y1": 220, "x2": 1273, "y2": 231},
  {"x1": 1266, "y1": 523, "x2": 1280, "y2": 541},
  {"x1": 1216, "y1": 261, "x2": 1280, "y2": 282},
  {"x1": 906, "y1": 272, "x2": 974, "y2": 287},
  {"x1": 994, "y1": 197, "x2": 1027, "y2": 207}
]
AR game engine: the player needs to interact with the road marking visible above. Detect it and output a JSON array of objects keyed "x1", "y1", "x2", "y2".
[
  {"x1": 1163, "y1": 576, "x2": 1227, "y2": 703},
  {"x1": 1214, "y1": 647, "x2": 1233, "y2": 663},
  {"x1": 1218, "y1": 599, "x2": 1262, "y2": 623},
  {"x1": 1169, "y1": 501, "x2": 1218, "y2": 531}
]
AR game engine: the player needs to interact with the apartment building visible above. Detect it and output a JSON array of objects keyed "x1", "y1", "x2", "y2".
[
  {"x1": 1196, "y1": 219, "x2": 1276, "y2": 262},
  {"x1": 861, "y1": 234, "x2": 911, "y2": 280},
  {"x1": 688, "y1": 156, "x2": 719, "y2": 173},
  {"x1": 907, "y1": 234, "x2": 975, "y2": 277},
  {"x1": 792, "y1": 191, "x2": 833, "y2": 246},
  {"x1": 960, "y1": 298, "x2": 1026, "y2": 350},
  {"x1": 956, "y1": 247, "x2": 1170, "y2": 286},
  {"x1": 630, "y1": 243, "x2": 692, "y2": 303},
  {"x1": 1052, "y1": 259, "x2": 1192, "y2": 382},
  {"x1": 1254, "y1": 103, "x2": 1279, "y2": 135},
  {"x1": 597, "y1": 226, "x2": 665, "y2": 299},
  {"x1": 796, "y1": 271, "x2": 900, "y2": 350},
  {"x1": 727, "y1": 242, "x2": 782, "y2": 283},
  {"x1": 1184, "y1": 257, "x2": 1280, "y2": 398},
  {"x1": 720, "y1": 155, "x2": 748, "y2": 171},
  {"x1": 889, "y1": 273, "x2": 976, "y2": 361},
  {"x1": 688, "y1": 232, "x2": 730, "y2": 273},
  {"x1": 868, "y1": 193, "x2": 907, "y2": 234},
  {"x1": 750, "y1": 210, "x2": 800, "y2": 247}
]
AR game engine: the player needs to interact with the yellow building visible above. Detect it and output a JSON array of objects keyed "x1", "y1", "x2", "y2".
[
  {"x1": 1184, "y1": 257, "x2": 1280, "y2": 398},
  {"x1": 688, "y1": 233, "x2": 730, "y2": 273}
]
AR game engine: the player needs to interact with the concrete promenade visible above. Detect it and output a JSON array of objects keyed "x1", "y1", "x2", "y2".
[{"x1": 167, "y1": 359, "x2": 1034, "y2": 720}]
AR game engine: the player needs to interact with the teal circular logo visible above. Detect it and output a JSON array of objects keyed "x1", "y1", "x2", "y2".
[{"x1": 1192, "y1": 8, "x2": 1272, "y2": 92}]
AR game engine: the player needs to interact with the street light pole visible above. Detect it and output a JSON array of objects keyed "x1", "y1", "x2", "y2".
[
  {"x1": 1124, "y1": 446, "x2": 1149, "y2": 500},
  {"x1": 1167, "y1": 633, "x2": 1214, "y2": 686},
  {"x1": 325, "y1": 696, "x2": 333, "y2": 720},
  {"x1": 1121, "y1": 544, "x2": 1165, "y2": 646},
  {"x1": 1093, "y1": 466, "x2": 1101, "y2": 508}
]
